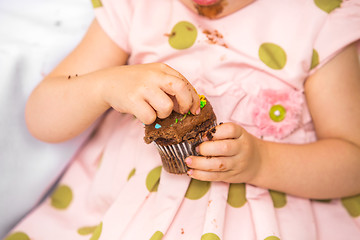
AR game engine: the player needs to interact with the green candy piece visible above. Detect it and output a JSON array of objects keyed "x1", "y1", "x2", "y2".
[
  {"x1": 50, "y1": 184, "x2": 73, "y2": 210},
  {"x1": 185, "y1": 179, "x2": 211, "y2": 200},
  {"x1": 227, "y1": 183, "x2": 247, "y2": 208},
  {"x1": 200, "y1": 99, "x2": 207, "y2": 108},
  {"x1": 4, "y1": 232, "x2": 30, "y2": 240},
  {"x1": 314, "y1": 0, "x2": 342, "y2": 13},
  {"x1": 259, "y1": 43, "x2": 287, "y2": 70},
  {"x1": 146, "y1": 166, "x2": 162, "y2": 192},
  {"x1": 149, "y1": 231, "x2": 164, "y2": 240},
  {"x1": 168, "y1": 21, "x2": 197, "y2": 50}
]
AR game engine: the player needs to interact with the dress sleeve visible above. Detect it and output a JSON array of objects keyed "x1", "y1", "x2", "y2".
[
  {"x1": 92, "y1": 0, "x2": 133, "y2": 53},
  {"x1": 312, "y1": 0, "x2": 360, "y2": 71}
]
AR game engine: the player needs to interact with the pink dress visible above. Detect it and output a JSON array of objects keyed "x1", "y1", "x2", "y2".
[{"x1": 6, "y1": 0, "x2": 360, "y2": 239}]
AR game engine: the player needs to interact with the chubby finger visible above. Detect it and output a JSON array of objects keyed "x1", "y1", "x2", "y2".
[
  {"x1": 132, "y1": 101, "x2": 157, "y2": 125},
  {"x1": 156, "y1": 75, "x2": 192, "y2": 114},
  {"x1": 173, "y1": 86, "x2": 200, "y2": 115},
  {"x1": 157, "y1": 62, "x2": 186, "y2": 80},
  {"x1": 204, "y1": 122, "x2": 243, "y2": 141},
  {"x1": 156, "y1": 66, "x2": 200, "y2": 115},
  {"x1": 144, "y1": 89, "x2": 174, "y2": 119},
  {"x1": 172, "y1": 80, "x2": 195, "y2": 114},
  {"x1": 197, "y1": 139, "x2": 240, "y2": 157},
  {"x1": 185, "y1": 156, "x2": 232, "y2": 172},
  {"x1": 189, "y1": 91, "x2": 201, "y2": 115},
  {"x1": 187, "y1": 169, "x2": 226, "y2": 182}
]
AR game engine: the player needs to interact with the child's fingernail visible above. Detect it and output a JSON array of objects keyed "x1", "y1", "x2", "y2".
[
  {"x1": 187, "y1": 169, "x2": 193, "y2": 176},
  {"x1": 195, "y1": 146, "x2": 200, "y2": 153},
  {"x1": 196, "y1": 107, "x2": 201, "y2": 115},
  {"x1": 185, "y1": 157, "x2": 192, "y2": 166}
]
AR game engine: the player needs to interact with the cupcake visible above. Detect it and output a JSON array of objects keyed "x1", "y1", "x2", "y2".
[{"x1": 144, "y1": 95, "x2": 217, "y2": 174}]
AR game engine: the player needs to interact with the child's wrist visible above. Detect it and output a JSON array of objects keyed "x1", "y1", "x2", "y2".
[{"x1": 248, "y1": 136, "x2": 268, "y2": 186}]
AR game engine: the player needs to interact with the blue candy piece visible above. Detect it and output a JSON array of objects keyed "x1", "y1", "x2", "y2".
[{"x1": 155, "y1": 123, "x2": 161, "y2": 129}]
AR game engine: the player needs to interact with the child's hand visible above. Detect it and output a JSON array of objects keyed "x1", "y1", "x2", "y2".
[
  {"x1": 185, "y1": 122, "x2": 263, "y2": 183},
  {"x1": 100, "y1": 63, "x2": 200, "y2": 124}
]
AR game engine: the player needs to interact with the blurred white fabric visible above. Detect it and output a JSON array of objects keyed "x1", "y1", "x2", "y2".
[{"x1": 0, "y1": 0, "x2": 94, "y2": 237}]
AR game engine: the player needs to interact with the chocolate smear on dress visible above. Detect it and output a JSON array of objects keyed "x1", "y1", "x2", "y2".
[{"x1": 203, "y1": 29, "x2": 228, "y2": 48}]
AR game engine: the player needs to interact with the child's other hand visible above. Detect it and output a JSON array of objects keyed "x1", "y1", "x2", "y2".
[
  {"x1": 185, "y1": 122, "x2": 263, "y2": 183},
  {"x1": 100, "y1": 63, "x2": 200, "y2": 124}
]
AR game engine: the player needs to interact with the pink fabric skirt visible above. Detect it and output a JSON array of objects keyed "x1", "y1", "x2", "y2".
[{"x1": 7, "y1": 111, "x2": 360, "y2": 240}]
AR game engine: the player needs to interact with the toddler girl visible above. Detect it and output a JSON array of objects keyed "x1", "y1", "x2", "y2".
[{"x1": 5, "y1": 0, "x2": 360, "y2": 239}]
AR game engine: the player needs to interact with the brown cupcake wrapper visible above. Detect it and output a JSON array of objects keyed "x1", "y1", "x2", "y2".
[{"x1": 154, "y1": 121, "x2": 217, "y2": 174}]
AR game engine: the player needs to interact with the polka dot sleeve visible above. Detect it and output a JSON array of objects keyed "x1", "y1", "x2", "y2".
[
  {"x1": 312, "y1": 0, "x2": 360, "y2": 71},
  {"x1": 92, "y1": 0, "x2": 133, "y2": 53}
]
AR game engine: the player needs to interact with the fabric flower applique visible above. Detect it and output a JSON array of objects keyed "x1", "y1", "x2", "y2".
[{"x1": 252, "y1": 89, "x2": 304, "y2": 139}]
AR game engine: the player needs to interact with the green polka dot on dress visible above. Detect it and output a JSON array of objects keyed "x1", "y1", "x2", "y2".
[
  {"x1": 314, "y1": 0, "x2": 342, "y2": 13},
  {"x1": 149, "y1": 231, "x2": 164, "y2": 240},
  {"x1": 91, "y1": 0, "x2": 103, "y2": 8},
  {"x1": 168, "y1": 21, "x2": 198, "y2": 50},
  {"x1": 185, "y1": 179, "x2": 211, "y2": 200},
  {"x1": 50, "y1": 184, "x2": 73, "y2": 210},
  {"x1": 146, "y1": 166, "x2": 162, "y2": 192},
  {"x1": 310, "y1": 49, "x2": 320, "y2": 70},
  {"x1": 4, "y1": 232, "x2": 30, "y2": 240},
  {"x1": 269, "y1": 190, "x2": 287, "y2": 208},
  {"x1": 201, "y1": 232, "x2": 221, "y2": 240},
  {"x1": 77, "y1": 225, "x2": 99, "y2": 236},
  {"x1": 127, "y1": 168, "x2": 136, "y2": 181},
  {"x1": 341, "y1": 194, "x2": 360, "y2": 217},
  {"x1": 90, "y1": 222, "x2": 103, "y2": 240},
  {"x1": 264, "y1": 236, "x2": 280, "y2": 240},
  {"x1": 259, "y1": 43, "x2": 287, "y2": 70},
  {"x1": 227, "y1": 183, "x2": 247, "y2": 208}
]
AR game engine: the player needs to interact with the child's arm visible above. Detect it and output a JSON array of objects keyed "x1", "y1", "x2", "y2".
[
  {"x1": 25, "y1": 20, "x2": 200, "y2": 143},
  {"x1": 186, "y1": 42, "x2": 360, "y2": 199}
]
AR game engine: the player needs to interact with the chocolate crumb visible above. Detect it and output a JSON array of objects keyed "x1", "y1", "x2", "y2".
[
  {"x1": 67, "y1": 75, "x2": 71, "y2": 79},
  {"x1": 164, "y1": 32, "x2": 176, "y2": 37},
  {"x1": 203, "y1": 29, "x2": 227, "y2": 48},
  {"x1": 206, "y1": 130, "x2": 213, "y2": 140}
]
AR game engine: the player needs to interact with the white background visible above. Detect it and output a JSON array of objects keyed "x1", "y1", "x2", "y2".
[{"x1": 0, "y1": 0, "x2": 94, "y2": 237}]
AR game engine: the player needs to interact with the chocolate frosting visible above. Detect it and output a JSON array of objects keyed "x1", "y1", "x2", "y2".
[{"x1": 144, "y1": 97, "x2": 216, "y2": 145}]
